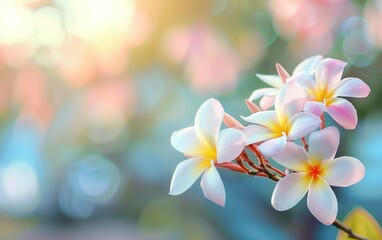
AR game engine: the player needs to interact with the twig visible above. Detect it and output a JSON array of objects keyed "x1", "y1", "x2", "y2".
[
  {"x1": 266, "y1": 164, "x2": 286, "y2": 177},
  {"x1": 301, "y1": 137, "x2": 309, "y2": 151},
  {"x1": 241, "y1": 150, "x2": 262, "y2": 171},
  {"x1": 247, "y1": 144, "x2": 281, "y2": 182},
  {"x1": 235, "y1": 155, "x2": 251, "y2": 174},
  {"x1": 332, "y1": 219, "x2": 368, "y2": 240},
  {"x1": 320, "y1": 114, "x2": 326, "y2": 129}
]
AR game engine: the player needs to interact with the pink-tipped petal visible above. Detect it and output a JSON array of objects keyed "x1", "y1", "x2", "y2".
[
  {"x1": 276, "y1": 63, "x2": 290, "y2": 84},
  {"x1": 325, "y1": 98, "x2": 357, "y2": 130},
  {"x1": 272, "y1": 142, "x2": 310, "y2": 171},
  {"x1": 260, "y1": 94, "x2": 276, "y2": 110},
  {"x1": 303, "y1": 101, "x2": 325, "y2": 117},
  {"x1": 241, "y1": 110, "x2": 279, "y2": 129},
  {"x1": 307, "y1": 177, "x2": 337, "y2": 225},
  {"x1": 333, "y1": 77, "x2": 371, "y2": 98},
  {"x1": 275, "y1": 81, "x2": 306, "y2": 120},
  {"x1": 256, "y1": 74, "x2": 283, "y2": 88},
  {"x1": 308, "y1": 126, "x2": 339, "y2": 162},
  {"x1": 195, "y1": 98, "x2": 224, "y2": 147},
  {"x1": 243, "y1": 125, "x2": 276, "y2": 145},
  {"x1": 249, "y1": 88, "x2": 276, "y2": 101},
  {"x1": 217, "y1": 128, "x2": 246, "y2": 163},
  {"x1": 171, "y1": 127, "x2": 209, "y2": 156},
  {"x1": 258, "y1": 134, "x2": 287, "y2": 157},
  {"x1": 287, "y1": 112, "x2": 321, "y2": 140},
  {"x1": 169, "y1": 157, "x2": 205, "y2": 195},
  {"x1": 200, "y1": 162, "x2": 226, "y2": 206},
  {"x1": 323, "y1": 156, "x2": 365, "y2": 187},
  {"x1": 293, "y1": 55, "x2": 323, "y2": 76},
  {"x1": 315, "y1": 58, "x2": 347, "y2": 90},
  {"x1": 245, "y1": 99, "x2": 262, "y2": 113},
  {"x1": 223, "y1": 113, "x2": 244, "y2": 129},
  {"x1": 271, "y1": 173, "x2": 310, "y2": 211}
]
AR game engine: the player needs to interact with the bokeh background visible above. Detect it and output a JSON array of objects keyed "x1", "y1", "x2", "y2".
[{"x1": 0, "y1": 0, "x2": 381, "y2": 239}]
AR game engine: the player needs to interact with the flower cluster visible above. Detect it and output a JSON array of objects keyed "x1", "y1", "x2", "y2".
[{"x1": 169, "y1": 55, "x2": 370, "y2": 225}]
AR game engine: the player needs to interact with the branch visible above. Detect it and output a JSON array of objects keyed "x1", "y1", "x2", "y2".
[
  {"x1": 301, "y1": 137, "x2": 309, "y2": 151},
  {"x1": 247, "y1": 144, "x2": 281, "y2": 182},
  {"x1": 320, "y1": 114, "x2": 326, "y2": 129},
  {"x1": 332, "y1": 219, "x2": 368, "y2": 240}
]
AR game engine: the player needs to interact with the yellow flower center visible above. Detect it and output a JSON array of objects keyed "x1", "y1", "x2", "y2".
[
  {"x1": 269, "y1": 117, "x2": 290, "y2": 137},
  {"x1": 196, "y1": 144, "x2": 217, "y2": 171},
  {"x1": 311, "y1": 87, "x2": 334, "y2": 106},
  {"x1": 197, "y1": 158, "x2": 213, "y2": 172},
  {"x1": 200, "y1": 145, "x2": 217, "y2": 160}
]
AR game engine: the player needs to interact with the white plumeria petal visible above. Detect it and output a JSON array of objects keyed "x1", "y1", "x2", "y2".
[
  {"x1": 216, "y1": 128, "x2": 246, "y2": 163},
  {"x1": 169, "y1": 157, "x2": 206, "y2": 195},
  {"x1": 242, "y1": 110, "x2": 279, "y2": 129},
  {"x1": 271, "y1": 172, "x2": 310, "y2": 211},
  {"x1": 325, "y1": 98, "x2": 357, "y2": 129},
  {"x1": 303, "y1": 101, "x2": 325, "y2": 117},
  {"x1": 171, "y1": 127, "x2": 209, "y2": 156},
  {"x1": 307, "y1": 177, "x2": 337, "y2": 225},
  {"x1": 332, "y1": 77, "x2": 371, "y2": 98},
  {"x1": 258, "y1": 134, "x2": 287, "y2": 157},
  {"x1": 256, "y1": 74, "x2": 283, "y2": 88},
  {"x1": 287, "y1": 112, "x2": 321, "y2": 140},
  {"x1": 243, "y1": 125, "x2": 277, "y2": 145},
  {"x1": 249, "y1": 88, "x2": 276, "y2": 101},
  {"x1": 293, "y1": 55, "x2": 323, "y2": 76},
  {"x1": 290, "y1": 71, "x2": 315, "y2": 88},
  {"x1": 264, "y1": 89, "x2": 279, "y2": 96},
  {"x1": 194, "y1": 98, "x2": 224, "y2": 148},
  {"x1": 200, "y1": 161, "x2": 226, "y2": 206},
  {"x1": 272, "y1": 142, "x2": 310, "y2": 171},
  {"x1": 308, "y1": 126, "x2": 339, "y2": 162},
  {"x1": 275, "y1": 81, "x2": 306, "y2": 121},
  {"x1": 323, "y1": 156, "x2": 365, "y2": 187},
  {"x1": 260, "y1": 94, "x2": 276, "y2": 110},
  {"x1": 315, "y1": 58, "x2": 347, "y2": 90}
]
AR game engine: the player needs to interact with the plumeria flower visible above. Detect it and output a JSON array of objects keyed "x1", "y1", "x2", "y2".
[
  {"x1": 243, "y1": 81, "x2": 321, "y2": 157},
  {"x1": 169, "y1": 98, "x2": 246, "y2": 206},
  {"x1": 249, "y1": 55, "x2": 323, "y2": 110},
  {"x1": 296, "y1": 58, "x2": 371, "y2": 129},
  {"x1": 271, "y1": 127, "x2": 365, "y2": 224}
]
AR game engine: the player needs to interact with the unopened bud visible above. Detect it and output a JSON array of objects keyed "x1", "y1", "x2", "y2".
[
  {"x1": 223, "y1": 113, "x2": 244, "y2": 129},
  {"x1": 276, "y1": 63, "x2": 290, "y2": 84},
  {"x1": 245, "y1": 99, "x2": 261, "y2": 113}
]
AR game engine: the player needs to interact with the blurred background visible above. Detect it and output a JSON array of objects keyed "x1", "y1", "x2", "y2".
[{"x1": 0, "y1": 0, "x2": 381, "y2": 239}]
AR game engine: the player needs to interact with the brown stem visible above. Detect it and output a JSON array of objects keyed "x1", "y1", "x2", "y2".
[
  {"x1": 332, "y1": 219, "x2": 368, "y2": 240},
  {"x1": 266, "y1": 164, "x2": 286, "y2": 177},
  {"x1": 215, "y1": 162, "x2": 247, "y2": 173},
  {"x1": 235, "y1": 155, "x2": 251, "y2": 174},
  {"x1": 320, "y1": 114, "x2": 326, "y2": 129},
  {"x1": 301, "y1": 137, "x2": 309, "y2": 151},
  {"x1": 241, "y1": 150, "x2": 262, "y2": 171},
  {"x1": 248, "y1": 144, "x2": 281, "y2": 182}
]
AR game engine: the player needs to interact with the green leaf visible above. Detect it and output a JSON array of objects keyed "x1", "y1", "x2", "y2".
[{"x1": 337, "y1": 207, "x2": 382, "y2": 240}]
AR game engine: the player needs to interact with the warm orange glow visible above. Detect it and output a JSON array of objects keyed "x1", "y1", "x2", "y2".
[{"x1": 304, "y1": 161, "x2": 326, "y2": 184}]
